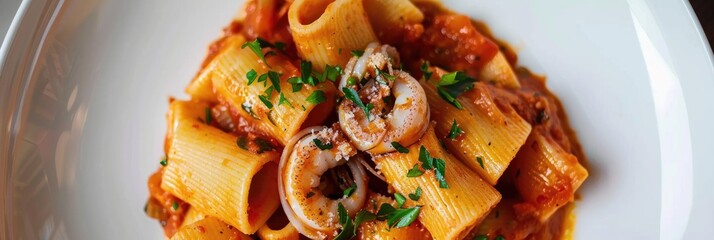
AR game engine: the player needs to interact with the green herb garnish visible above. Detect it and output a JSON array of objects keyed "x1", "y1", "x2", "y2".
[
  {"x1": 351, "y1": 50, "x2": 364, "y2": 57},
  {"x1": 407, "y1": 164, "x2": 424, "y2": 177},
  {"x1": 241, "y1": 39, "x2": 270, "y2": 67},
  {"x1": 335, "y1": 203, "x2": 355, "y2": 240},
  {"x1": 287, "y1": 77, "x2": 303, "y2": 92},
  {"x1": 343, "y1": 183, "x2": 357, "y2": 197},
  {"x1": 160, "y1": 157, "x2": 167, "y2": 167},
  {"x1": 474, "y1": 235, "x2": 488, "y2": 240},
  {"x1": 408, "y1": 187, "x2": 422, "y2": 201},
  {"x1": 437, "y1": 71, "x2": 475, "y2": 109},
  {"x1": 313, "y1": 138, "x2": 333, "y2": 150},
  {"x1": 394, "y1": 193, "x2": 406, "y2": 208},
  {"x1": 447, "y1": 119, "x2": 463, "y2": 139},
  {"x1": 278, "y1": 93, "x2": 292, "y2": 107},
  {"x1": 391, "y1": 142, "x2": 410, "y2": 153},
  {"x1": 353, "y1": 210, "x2": 376, "y2": 235},
  {"x1": 237, "y1": 136, "x2": 249, "y2": 150},
  {"x1": 476, "y1": 156, "x2": 485, "y2": 169},
  {"x1": 172, "y1": 201, "x2": 179, "y2": 211},
  {"x1": 342, "y1": 87, "x2": 370, "y2": 119},
  {"x1": 246, "y1": 69, "x2": 258, "y2": 85},
  {"x1": 205, "y1": 108, "x2": 213, "y2": 124},
  {"x1": 267, "y1": 71, "x2": 281, "y2": 93},
  {"x1": 418, "y1": 146, "x2": 449, "y2": 188},
  {"x1": 421, "y1": 60, "x2": 433, "y2": 81},
  {"x1": 346, "y1": 76, "x2": 358, "y2": 86},
  {"x1": 259, "y1": 95, "x2": 273, "y2": 109},
  {"x1": 306, "y1": 90, "x2": 326, "y2": 104},
  {"x1": 241, "y1": 103, "x2": 259, "y2": 119}
]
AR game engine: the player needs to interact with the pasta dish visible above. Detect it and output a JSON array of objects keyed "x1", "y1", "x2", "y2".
[{"x1": 145, "y1": 0, "x2": 589, "y2": 239}]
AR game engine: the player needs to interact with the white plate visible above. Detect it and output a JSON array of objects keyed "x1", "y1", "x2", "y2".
[{"x1": 2, "y1": 0, "x2": 713, "y2": 239}]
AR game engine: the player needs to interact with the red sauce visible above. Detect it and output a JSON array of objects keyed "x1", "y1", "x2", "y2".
[{"x1": 399, "y1": 2, "x2": 500, "y2": 80}]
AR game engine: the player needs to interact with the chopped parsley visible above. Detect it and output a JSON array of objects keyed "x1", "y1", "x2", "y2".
[
  {"x1": 278, "y1": 93, "x2": 292, "y2": 107},
  {"x1": 300, "y1": 60, "x2": 316, "y2": 86},
  {"x1": 447, "y1": 119, "x2": 463, "y2": 139},
  {"x1": 312, "y1": 138, "x2": 333, "y2": 150},
  {"x1": 351, "y1": 50, "x2": 364, "y2": 57},
  {"x1": 258, "y1": 95, "x2": 273, "y2": 109},
  {"x1": 385, "y1": 205, "x2": 421, "y2": 229},
  {"x1": 495, "y1": 235, "x2": 505, "y2": 240},
  {"x1": 418, "y1": 146, "x2": 449, "y2": 188},
  {"x1": 421, "y1": 60, "x2": 433, "y2": 81},
  {"x1": 437, "y1": 71, "x2": 475, "y2": 109},
  {"x1": 246, "y1": 69, "x2": 258, "y2": 85},
  {"x1": 353, "y1": 210, "x2": 376, "y2": 234},
  {"x1": 394, "y1": 193, "x2": 406, "y2": 208},
  {"x1": 254, "y1": 138, "x2": 275, "y2": 153},
  {"x1": 342, "y1": 87, "x2": 370, "y2": 119},
  {"x1": 391, "y1": 142, "x2": 410, "y2": 153},
  {"x1": 335, "y1": 203, "x2": 355, "y2": 240},
  {"x1": 306, "y1": 191, "x2": 315, "y2": 199},
  {"x1": 159, "y1": 157, "x2": 167, "y2": 167},
  {"x1": 407, "y1": 164, "x2": 424, "y2": 177},
  {"x1": 267, "y1": 71, "x2": 281, "y2": 93},
  {"x1": 204, "y1": 108, "x2": 213, "y2": 124},
  {"x1": 476, "y1": 156, "x2": 485, "y2": 169},
  {"x1": 343, "y1": 183, "x2": 357, "y2": 197},
  {"x1": 346, "y1": 76, "x2": 358, "y2": 86},
  {"x1": 241, "y1": 39, "x2": 270, "y2": 67},
  {"x1": 306, "y1": 90, "x2": 326, "y2": 104},
  {"x1": 408, "y1": 187, "x2": 422, "y2": 201},
  {"x1": 374, "y1": 203, "x2": 421, "y2": 229},
  {"x1": 474, "y1": 235, "x2": 488, "y2": 240},
  {"x1": 287, "y1": 77, "x2": 303, "y2": 92},
  {"x1": 172, "y1": 201, "x2": 179, "y2": 211},
  {"x1": 241, "y1": 102, "x2": 259, "y2": 119},
  {"x1": 237, "y1": 136, "x2": 249, "y2": 150}
]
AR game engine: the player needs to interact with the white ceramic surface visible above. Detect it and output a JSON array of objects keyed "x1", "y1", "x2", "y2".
[{"x1": 1, "y1": 0, "x2": 713, "y2": 239}]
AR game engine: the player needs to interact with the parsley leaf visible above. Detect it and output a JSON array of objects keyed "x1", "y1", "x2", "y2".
[
  {"x1": 258, "y1": 95, "x2": 273, "y2": 109},
  {"x1": 205, "y1": 108, "x2": 213, "y2": 124},
  {"x1": 267, "y1": 71, "x2": 281, "y2": 93},
  {"x1": 421, "y1": 60, "x2": 432, "y2": 81},
  {"x1": 287, "y1": 77, "x2": 303, "y2": 92},
  {"x1": 387, "y1": 206, "x2": 421, "y2": 229},
  {"x1": 254, "y1": 138, "x2": 275, "y2": 153},
  {"x1": 375, "y1": 203, "x2": 395, "y2": 220},
  {"x1": 447, "y1": 119, "x2": 463, "y2": 139},
  {"x1": 343, "y1": 183, "x2": 357, "y2": 197},
  {"x1": 306, "y1": 191, "x2": 315, "y2": 199},
  {"x1": 278, "y1": 93, "x2": 292, "y2": 107},
  {"x1": 391, "y1": 142, "x2": 410, "y2": 153},
  {"x1": 407, "y1": 164, "x2": 424, "y2": 177},
  {"x1": 346, "y1": 76, "x2": 358, "y2": 86},
  {"x1": 434, "y1": 158, "x2": 449, "y2": 189},
  {"x1": 351, "y1": 50, "x2": 364, "y2": 57},
  {"x1": 306, "y1": 90, "x2": 326, "y2": 104},
  {"x1": 246, "y1": 69, "x2": 258, "y2": 85},
  {"x1": 408, "y1": 187, "x2": 422, "y2": 201},
  {"x1": 313, "y1": 138, "x2": 333, "y2": 150},
  {"x1": 335, "y1": 203, "x2": 354, "y2": 240},
  {"x1": 437, "y1": 71, "x2": 475, "y2": 109},
  {"x1": 300, "y1": 60, "x2": 316, "y2": 86},
  {"x1": 241, "y1": 103, "x2": 259, "y2": 119},
  {"x1": 159, "y1": 156, "x2": 167, "y2": 167},
  {"x1": 353, "y1": 210, "x2": 376, "y2": 235},
  {"x1": 172, "y1": 201, "x2": 179, "y2": 211},
  {"x1": 241, "y1": 39, "x2": 270, "y2": 67},
  {"x1": 474, "y1": 235, "x2": 489, "y2": 240},
  {"x1": 476, "y1": 156, "x2": 485, "y2": 169},
  {"x1": 394, "y1": 193, "x2": 406, "y2": 208},
  {"x1": 495, "y1": 235, "x2": 505, "y2": 240},
  {"x1": 342, "y1": 87, "x2": 371, "y2": 119},
  {"x1": 418, "y1": 146, "x2": 434, "y2": 170},
  {"x1": 237, "y1": 136, "x2": 249, "y2": 150},
  {"x1": 323, "y1": 64, "x2": 342, "y2": 82}
]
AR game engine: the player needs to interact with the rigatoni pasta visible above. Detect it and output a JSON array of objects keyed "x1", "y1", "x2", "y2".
[
  {"x1": 288, "y1": 0, "x2": 377, "y2": 71},
  {"x1": 162, "y1": 100, "x2": 280, "y2": 234},
  {"x1": 421, "y1": 73, "x2": 532, "y2": 185},
  {"x1": 146, "y1": 1, "x2": 588, "y2": 239}
]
